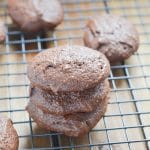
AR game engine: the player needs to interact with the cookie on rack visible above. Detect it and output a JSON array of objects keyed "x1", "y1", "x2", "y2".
[
  {"x1": 8, "y1": 0, "x2": 64, "y2": 32},
  {"x1": 84, "y1": 14, "x2": 139, "y2": 63},
  {"x1": 0, "y1": 20, "x2": 6, "y2": 42},
  {"x1": 0, "y1": 115, "x2": 19, "y2": 150},
  {"x1": 27, "y1": 45, "x2": 110, "y2": 92}
]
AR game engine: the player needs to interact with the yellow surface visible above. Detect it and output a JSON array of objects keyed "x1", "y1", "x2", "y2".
[{"x1": 0, "y1": 0, "x2": 149, "y2": 149}]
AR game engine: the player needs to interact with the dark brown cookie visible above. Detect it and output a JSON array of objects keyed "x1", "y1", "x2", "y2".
[
  {"x1": 27, "y1": 45, "x2": 110, "y2": 93},
  {"x1": 8, "y1": 0, "x2": 64, "y2": 32},
  {"x1": 26, "y1": 96, "x2": 109, "y2": 137},
  {"x1": 30, "y1": 79, "x2": 110, "y2": 115},
  {"x1": 0, "y1": 115, "x2": 19, "y2": 150},
  {"x1": 84, "y1": 14, "x2": 139, "y2": 63},
  {"x1": 0, "y1": 20, "x2": 6, "y2": 42}
]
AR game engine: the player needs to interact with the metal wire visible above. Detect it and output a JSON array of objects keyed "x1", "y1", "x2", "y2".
[{"x1": 0, "y1": 0, "x2": 150, "y2": 150}]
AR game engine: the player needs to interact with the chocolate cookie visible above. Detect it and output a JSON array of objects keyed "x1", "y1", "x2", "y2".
[
  {"x1": 30, "y1": 79, "x2": 110, "y2": 115},
  {"x1": 8, "y1": 0, "x2": 64, "y2": 32},
  {"x1": 26, "y1": 96, "x2": 108, "y2": 137},
  {"x1": 84, "y1": 14, "x2": 139, "y2": 63},
  {"x1": 27, "y1": 45, "x2": 110, "y2": 92},
  {"x1": 0, "y1": 20, "x2": 5, "y2": 42},
  {"x1": 0, "y1": 115, "x2": 19, "y2": 150}
]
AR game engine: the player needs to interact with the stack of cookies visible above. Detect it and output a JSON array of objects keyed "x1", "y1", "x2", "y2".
[{"x1": 26, "y1": 45, "x2": 110, "y2": 137}]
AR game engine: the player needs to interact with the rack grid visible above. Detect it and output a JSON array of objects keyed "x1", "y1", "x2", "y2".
[{"x1": 0, "y1": 0, "x2": 150, "y2": 149}]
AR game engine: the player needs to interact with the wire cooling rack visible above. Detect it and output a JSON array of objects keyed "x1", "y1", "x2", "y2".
[{"x1": 0, "y1": 0, "x2": 150, "y2": 149}]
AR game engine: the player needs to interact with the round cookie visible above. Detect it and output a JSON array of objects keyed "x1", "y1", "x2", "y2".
[
  {"x1": 84, "y1": 14, "x2": 139, "y2": 63},
  {"x1": 0, "y1": 115, "x2": 19, "y2": 150},
  {"x1": 0, "y1": 20, "x2": 6, "y2": 42},
  {"x1": 27, "y1": 45, "x2": 110, "y2": 93},
  {"x1": 30, "y1": 79, "x2": 110, "y2": 115},
  {"x1": 8, "y1": 0, "x2": 64, "y2": 32},
  {"x1": 26, "y1": 96, "x2": 109, "y2": 137}
]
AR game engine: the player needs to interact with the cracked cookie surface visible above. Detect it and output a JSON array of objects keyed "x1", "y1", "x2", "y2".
[
  {"x1": 27, "y1": 45, "x2": 110, "y2": 92},
  {"x1": 84, "y1": 14, "x2": 139, "y2": 63}
]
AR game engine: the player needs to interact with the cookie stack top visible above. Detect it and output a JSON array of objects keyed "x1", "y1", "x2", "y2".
[{"x1": 28, "y1": 45, "x2": 110, "y2": 93}]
